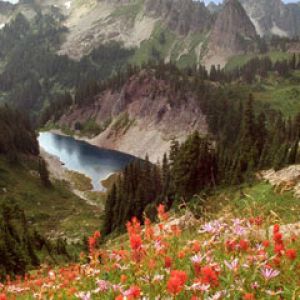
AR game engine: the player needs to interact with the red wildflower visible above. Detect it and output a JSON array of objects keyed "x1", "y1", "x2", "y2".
[
  {"x1": 273, "y1": 224, "x2": 280, "y2": 234},
  {"x1": 127, "y1": 286, "x2": 141, "y2": 299},
  {"x1": 262, "y1": 240, "x2": 270, "y2": 248},
  {"x1": 274, "y1": 243, "x2": 285, "y2": 256},
  {"x1": 167, "y1": 276, "x2": 183, "y2": 295},
  {"x1": 286, "y1": 249, "x2": 297, "y2": 260},
  {"x1": 170, "y1": 270, "x2": 188, "y2": 286},
  {"x1": 165, "y1": 256, "x2": 172, "y2": 268},
  {"x1": 157, "y1": 204, "x2": 168, "y2": 221},
  {"x1": 201, "y1": 266, "x2": 219, "y2": 286},
  {"x1": 130, "y1": 234, "x2": 142, "y2": 251},
  {"x1": 243, "y1": 293, "x2": 255, "y2": 300},
  {"x1": 239, "y1": 239, "x2": 249, "y2": 251},
  {"x1": 273, "y1": 256, "x2": 281, "y2": 266},
  {"x1": 273, "y1": 232, "x2": 283, "y2": 244},
  {"x1": 88, "y1": 236, "x2": 96, "y2": 254},
  {"x1": 192, "y1": 241, "x2": 201, "y2": 253},
  {"x1": 115, "y1": 295, "x2": 123, "y2": 300},
  {"x1": 225, "y1": 240, "x2": 237, "y2": 252},
  {"x1": 145, "y1": 218, "x2": 154, "y2": 240},
  {"x1": 121, "y1": 274, "x2": 127, "y2": 283},
  {"x1": 167, "y1": 271, "x2": 187, "y2": 295},
  {"x1": 93, "y1": 231, "x2": 101, "y2": 239},
  {"x1": 0, "y1": 294, "x2": 7, "y2": 300}
]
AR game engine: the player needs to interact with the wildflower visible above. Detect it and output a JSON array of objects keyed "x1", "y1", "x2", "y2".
[
  {"x1": 94, "y1": 231, "x2": 101, "y2": 239},
  {"x1": 167, "y1": 276, "x2": 183, "y2": 295},
  {"x1": 273, "y1": 232, "x2": 283, "y2": 244},
  {"x1": 88, "y1": 237, "x2": 96, "y2": 254},
  {"x1": 170, "y1": 270, "x2": 188, "y2": 286},
  {"x1": 120, "y1": 274, "x2": 127, "y2": 284},
  {"x1": 189, "y1": 282, "x2": 210, "y2": 292},
  {"x1": 177, "y1": 250, "x2": 186, "y2": 259},
  {"x1": 201, "y1": 266, "x2": 219, "y2": 287},
  {"x1": 96, "y1": 280, "x2": 110, "y2": 292},
  {"x1": 224, "y1": 258, "x2": 239, "y2": 273},
  {"x1": 130, "y1": 234, "x2": 142, "y2": 251},
  {"x1": 75, "y1": 291, "x2": 91, "y2": 300},
  {"x1": 261, "y1": 266, "x2": 280, "y2": 281},
  {"x1": 123, "y1": 285, "x2": 141, "y2": 299},
  {"x1": 191, "y1": 254, "x2": 205, "y2": 265},
  {"x1": 157, "y1": 204, "x2": 168, "y2": 221},
  {"x1": 273, "y1": 224, "x2": 280, "y2": 234},
  {"x1": 265, "y1": 289, "x2": 283, "y2": 296},
  {"x1": 239, "y1": 239, "x2": 249, "y2": 251},
  {"x1": 0, "y1": 294, "x2": 7, "y2": 300},
  {"x1": 225, "y1": 240, "x2": 237, "y2": 252},
  {"x1": 262, "y1": 240, "x2": 270, "y2": 248},
  {"x1": 286, "y1": 249, "x2": 297, "y2": 260},
  {"x1": 192, "y1": 241, "x2": 201, "y2": 253},
  {"x1": 251, "y1": 282, "x2": 260, "y2": 289},
  {"x1": 243, "y1": 293, "x2": 255, "y2": 300},
  {"x1": 164, "y1": 256, "x2": 172, "y2": 268},
  {"x1": 274, "y1": 243, "x2": 285, "y2": 255},
  {"x1": 167, "y1": 270, "x2": 188, "y2": 295}
]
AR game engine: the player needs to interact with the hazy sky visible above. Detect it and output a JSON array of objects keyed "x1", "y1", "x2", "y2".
[{"x1": 3, "y1": 0, "x2": 300, "y2": 4}]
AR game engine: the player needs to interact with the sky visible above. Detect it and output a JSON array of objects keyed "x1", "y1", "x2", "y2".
[
  {"x1": 3, "y1": 0, "x2": 300, "y2": 4},
  {"x1": 201, "y1": 0, "x2": 299, "y2": 3}
]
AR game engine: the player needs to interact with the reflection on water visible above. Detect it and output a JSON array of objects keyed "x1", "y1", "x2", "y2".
[{"x1": 38, "y1": 132, "x2": 136, "y2": 190}]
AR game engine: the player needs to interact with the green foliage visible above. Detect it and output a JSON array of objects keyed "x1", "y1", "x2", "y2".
[
  {"x1": 0, "y1": 203, "x2": 71, "y2": 280},
  {"x1": 0, "y1": 13, "x2": 134, "y2": 120},
  {"x1": 112, "y1": 113, "x2": 135, "y2": 134},
  {"x1": 0, "y1": 106, "x2": 39, "y2": 160}
]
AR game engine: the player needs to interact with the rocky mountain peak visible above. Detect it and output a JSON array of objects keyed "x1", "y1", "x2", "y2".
[
  {"x1": 240, "y1": 0, "x2": 300, "y2": 37},
  {"x1": 204, "y1": 0, "x2": 257, "y2": 67},
  {"x1": 144, "y1": 0, "x2": 212, "y2": 35}
]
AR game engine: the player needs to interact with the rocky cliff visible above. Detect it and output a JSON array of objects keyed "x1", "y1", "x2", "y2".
[
  {"x1": 56, "y1": 70, "x2": 208, "y2": 162},
  {"x1": 205, "y1": 0, "x2": 257, "y2": 67},
  {"x1": 145, "y1": 0, "x2": 212, "y2": 35},
  {"x1": 240, "y1": 0, "x2": 300, "y2": 37}
]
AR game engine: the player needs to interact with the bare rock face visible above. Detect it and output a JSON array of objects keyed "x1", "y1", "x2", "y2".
[
  {"x1": 0, "y1": 1, "x2": 14, "y2": 25},
  {"x1": 240, "y1": 0, "x2": 300, "y2": 37},
  {"x1": 144, "y1": 0, "x2": 212, "y2": 35},
  {"x1": 205, "y1": 0, "x2": 257, "y2": 67},
  {"x1": 57, "y1": 70, "x2": 208, "y2": 162}
]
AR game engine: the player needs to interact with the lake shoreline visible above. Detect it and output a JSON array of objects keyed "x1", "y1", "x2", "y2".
[
  {"x1": 38, "y1": 131, "x2": 135, "y2": 194},
  {"x1": 40, "y1": 147, "x2": 102, "y2": 207}
]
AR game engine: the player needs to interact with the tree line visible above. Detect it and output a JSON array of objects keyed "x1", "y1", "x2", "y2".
[
  {"x1": 0, "y1": 203, "x2": 71, "y2": 280},
  {"x1": 103, "y1": 94, "x2": 300, "y2": 236}
]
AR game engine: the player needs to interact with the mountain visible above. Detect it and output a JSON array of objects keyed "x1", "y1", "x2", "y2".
[
  {"x1": 240, "y1": 0, "x2": 300, "y2": 37},
  {"x1": 205, "y1": 0, "x2": 257, "y2": 67},
  {"x1": 55, "y1": 68, "x2": 208, "y2": 162},
  {"x1": 0, "y1": 0, "x2": 300, "y2": 67}
]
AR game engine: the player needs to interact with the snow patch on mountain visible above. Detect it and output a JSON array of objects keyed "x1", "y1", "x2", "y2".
[
  {"x1": 65, "y1": 1, "x2": 72, "y2": 10},
  {"x1": 271, "y1": 22, "x2": 288, "y2": 37}
]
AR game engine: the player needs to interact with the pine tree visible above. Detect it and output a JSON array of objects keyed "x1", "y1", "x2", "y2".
[{"x1": 38, "y1": 158, "x2": 51, "y2": 187}]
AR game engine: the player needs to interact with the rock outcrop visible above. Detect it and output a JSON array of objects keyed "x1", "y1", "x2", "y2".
[
  {"x1": 57, "y1": 70, "x2": 208, "y2": 162},
  {"x1": 145, "y1": 0, "x2": 212, "y2": 35},
  {"x1": 259, "y1": 165, "x2": 300, "y2": 199},
  {"x1": 240, "y1": 0, "x2": 300, "y2": 37},
  {"x1": 204, "y1": 0, "x2": 257, "y2": 68}
]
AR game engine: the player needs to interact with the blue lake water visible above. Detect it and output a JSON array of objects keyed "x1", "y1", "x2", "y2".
[{"x1": 38, "y1": 132, "x2": 136, "y2": 191}]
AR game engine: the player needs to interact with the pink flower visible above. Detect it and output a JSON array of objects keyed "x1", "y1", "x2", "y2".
[
  {"x1": 261, "y1": 266, "x2": 280, "y2": 281},
  {"x1": 189, "y1": 283, "x2": 210, "y2": 292},
  {"x1": 224, "y1": 258, "x2": 239, "y2": 272},
  {"x1": 191, "y1": 254, "x2": 205, "y2": 265},
  {"x1": 96, "y1": 280, "x2": 110, "y2": 292}
]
